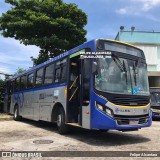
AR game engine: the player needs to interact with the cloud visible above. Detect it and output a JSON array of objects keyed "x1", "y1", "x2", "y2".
[
  {"x1": 134, "y1": 0, "x2": 160, "y2": 11},
  {"x1": 0, "y1": 37, "x2": 40, "y2": 74},
  {"x1": 0, "y1": 1, "x2": 40, "y2": 75},
  {"x1": 0, "y1": 64, "x2": 11, "y2": 74},
  {"x1": 146, "y1": 15, "x2": 160, "y2": 22},
  {"x1": 116, "y1": 6, "x2": 140, "y2": 16},
  {"x1": 116, "y1": 0, "x2": 160, "y2": 15},
  {"x1": 116, "y1": 8, "x2": 127, "y2": 15}
]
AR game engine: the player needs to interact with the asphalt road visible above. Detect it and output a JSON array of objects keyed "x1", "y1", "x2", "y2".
[{"x1": 0, "y1": 119, "x2": 160, "y2": 160}]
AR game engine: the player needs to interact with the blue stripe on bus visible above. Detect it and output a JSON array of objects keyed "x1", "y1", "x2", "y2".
[{"x1": 13, "y1": 83, "x2": 67, "y2": 94}]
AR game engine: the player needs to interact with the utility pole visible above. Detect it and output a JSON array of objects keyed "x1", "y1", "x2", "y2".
[
  {"x1": 0, "y1": 72, "x2": 13, "y2": 77},
  {"x1": 0, "y1": 72, "x2": 13, "y2": 80}
]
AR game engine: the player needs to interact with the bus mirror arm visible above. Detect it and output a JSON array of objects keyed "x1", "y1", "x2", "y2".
[{"x1": 92, "y1": 62, "x2": 97, "y2": 74}]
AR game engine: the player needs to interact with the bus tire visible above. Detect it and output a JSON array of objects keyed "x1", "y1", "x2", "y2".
[
  {"x1": 13, "y1": 105, "x2": 21, "y2": 121},
  {"x1": 57, "y1": 107, "x2": 69, "y2": 134}
]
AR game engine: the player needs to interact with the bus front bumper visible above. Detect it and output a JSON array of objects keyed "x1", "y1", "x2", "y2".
[{"x1": 91, "y1": 108, "x2": 152, "y2": 131}]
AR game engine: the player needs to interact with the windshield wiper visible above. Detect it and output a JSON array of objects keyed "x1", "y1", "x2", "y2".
[
  {"x1": 123, "y1": 60, "x2": 128, "y2": 84},
  {"x1": 111, "y1": 54, "x2": 125, "y2": 72},
  {"x1": 133, "y1": 63, "x2": 137, "y2": 86},
  {"x1": 132, "y1": 59, "x2": 140, "y2": 86},
  {"x1": 111, "y1": 53, "x2": 128, "y2": 84}
]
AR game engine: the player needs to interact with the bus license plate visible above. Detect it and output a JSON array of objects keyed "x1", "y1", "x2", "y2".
[{"x1": 129, "y1": 120, "x2": 139, "y2": 125}]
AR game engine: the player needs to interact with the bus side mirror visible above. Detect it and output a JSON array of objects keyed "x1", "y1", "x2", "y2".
[{"x1": 92, "y1": 62, "x2": 97, "y2": 73}]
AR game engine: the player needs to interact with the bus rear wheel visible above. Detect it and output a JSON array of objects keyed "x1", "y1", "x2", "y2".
[
  {"x1": 13, "y1": 105, "x2": 21, "y2": 121},
  {"x1": 57, "y1": 108, "x2": 69, "y2": 134}
]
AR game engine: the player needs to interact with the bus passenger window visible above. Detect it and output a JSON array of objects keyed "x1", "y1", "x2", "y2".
[
  {"x1": 44, "y1": 64, "x2": 54, "y2": 85},
  {"x1": 61, "y1": 65, "x2": 66, "y2": 81},
  {"x1": 35, "y1": 68, "x2": 44, "y2": 86},
  {"x1": 54, "y1": 68, "x2": 61, "y2": 83},
  {"x1": 27, "y1": 73, "x2": 34, "y2": 88},
  {"x1": 20, "y1": 75, "x2": 26, "y2": 90},
  {"x1": 15, "y1": 77, "x2": 20, "y2": 92},
  {"x1": 10, "y1": 80, "x2": 14, "y2": 93}
]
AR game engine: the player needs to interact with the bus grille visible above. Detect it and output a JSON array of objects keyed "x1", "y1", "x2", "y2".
[
  {"x1": 116, "y1": 116, "x2": 149, "y2": 126},
  {"x1": 111, "y1": 97, "x2": 149, "y2": 106}
]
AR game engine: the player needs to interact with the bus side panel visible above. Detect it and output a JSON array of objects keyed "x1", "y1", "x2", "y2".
[
  {"x1": 38, "y1": 85, "x2": 67, "y2": 122},
  {"x1": 82, "y1": 104, "x2": 91, "y2": 129},
  {"x1": 19, "y1": 91, "x2": 31, "y2": 119},
  {"x1": 3, "y1": 94, "x2": 9, "y2": 113},
  {"x1": 10, "y1": 95, "x2": 15, "y2": 114},
  {"x1": 31, "y1": 90, "x2": 40, "y2": 121},
  {"x1": 10, "y1": 93, "x2": 22, "y2": 115},
  {"x1": 10, "y1": 84, "x2": 67, "y2": 122}
]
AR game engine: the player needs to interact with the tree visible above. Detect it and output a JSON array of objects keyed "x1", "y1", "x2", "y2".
[
  {"x1": 0, "y1": 0, "x2": 87, "y2": 65},
  {"x1": 14, "y1": 68, "x2": 26, "y2": 76}
]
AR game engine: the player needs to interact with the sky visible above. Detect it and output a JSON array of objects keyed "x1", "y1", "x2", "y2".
[{"x1": 1, "y1": 0, "x2": 160, "y2": 77}]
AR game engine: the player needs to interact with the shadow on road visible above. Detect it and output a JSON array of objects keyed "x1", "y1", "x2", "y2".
[
  {"x1": 152, "y1": 118, "x2": 160, "y2": 121},
  {"x1": 20, "y1": 119, "x2": 151, "y2": 147}
]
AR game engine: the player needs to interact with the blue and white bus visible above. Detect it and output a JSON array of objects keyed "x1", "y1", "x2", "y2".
[
  {"x1": 150, "y1": 87, "x2": 160, "y2": 119},
  {"x1": 4, "y1": 39, "x2": 152, "y2": 134}
]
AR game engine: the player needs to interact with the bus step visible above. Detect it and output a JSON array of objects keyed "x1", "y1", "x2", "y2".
[{"x1": 66, "y1": 123, "x2": 82, "y2": 127}]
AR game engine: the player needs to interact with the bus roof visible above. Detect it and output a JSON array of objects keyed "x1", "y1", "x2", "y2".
[
  {"x1": 8, "y1": 39, "x2": 142, "y2": 80},
  {"x1": 9, "y1": 39, "x2": 96, "y2": 80},
  {"x1": 105, "y1": 39, "x2": 140, "y2": 49}
]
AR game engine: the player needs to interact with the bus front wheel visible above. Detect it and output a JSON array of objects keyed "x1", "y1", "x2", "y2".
[
  {"x1": 13, "y1": 105, "x2": 21, "y2": 121},
  {"x1": 57, "y1": 108, "x2": 68, "y2": 134}
]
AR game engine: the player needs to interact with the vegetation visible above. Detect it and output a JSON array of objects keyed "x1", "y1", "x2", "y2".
[
  {"x1": 0, "y1": 79, "x2": 5, "y2": 112},
  {"x1": 0, "y1": 68, "x2": 25, "y2": 112},
  {"x1": 14, "y1": 68, "x2": 26, "y2": 76},
  {"x1": 0, "y1": 0, "x2": 87, "y2": 65}
]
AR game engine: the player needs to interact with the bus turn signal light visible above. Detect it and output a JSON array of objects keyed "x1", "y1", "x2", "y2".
[{"x1": 86, "y1": 111, "x2": 90, "y2": 115}]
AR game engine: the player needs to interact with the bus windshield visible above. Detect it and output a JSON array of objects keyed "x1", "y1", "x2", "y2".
[
  {"x1": 152, "y1": 92, "x2": 160, "y2": 103},
  {"x1": 95, "y1": 54, "x2": 149, "y2": 95},
  {"x1": 155, "y1": 93, "x2": 160, "y2": 103}
]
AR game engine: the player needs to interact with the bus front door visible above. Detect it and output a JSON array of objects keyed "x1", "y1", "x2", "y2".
[
  {"x1": 67, "y1": 56, "x2": 81, "y2": 124},
  {"x1": 80, "y1": 58, "x2": 91, "y2": 128},
  {"x1": 67, "y1": 55, "x2": 90, "y2": 127}
]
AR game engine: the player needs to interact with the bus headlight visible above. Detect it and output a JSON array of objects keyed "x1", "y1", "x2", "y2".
[
  {"x1": 97, "y1": 103, "x2": 103, "y2": 111},
  {"x1": 105, "y1": 108, "x2": 112, "y2": 115},
  {"x1": 96, "y1": 102, "x2": 113, "y2": 117}
]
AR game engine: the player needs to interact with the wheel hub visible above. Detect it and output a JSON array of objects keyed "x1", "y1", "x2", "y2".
[
  {"x1": 14, "y1": 109, "x2": 17, "y2": 118},
  {"x1": 57, "y1": 114, "x2": 62, "y2": 127}
]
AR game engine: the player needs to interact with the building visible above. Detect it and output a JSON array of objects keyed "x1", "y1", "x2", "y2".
[{"x1": 115, "y1": 29, "x2": 160, "y2": 87}]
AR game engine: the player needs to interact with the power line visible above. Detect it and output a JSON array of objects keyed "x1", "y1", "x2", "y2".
[{"x1": 0, "y1": 72, "x2": 13, "y2": 76}]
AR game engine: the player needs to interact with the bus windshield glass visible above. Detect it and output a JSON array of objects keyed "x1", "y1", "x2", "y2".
[
  {"x1": 155, "y1": 93, "x2": 160, "y2": 103},
  {"x1": 152, "y1": 92, "x2": 160, "y2": 103},
  {"x1": 95, "y1": 54, "x2": 149, "y2": 95},
  {"x1": 104, "y1": 42, "x2": 144, "y2": 58}
]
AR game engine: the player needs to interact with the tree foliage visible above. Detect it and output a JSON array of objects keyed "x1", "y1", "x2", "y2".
[
  {"x1": 0, "y1": 0, "x2": 87, "y2": 65},
  {"x1": 14, "y1": 68, "x2": 26, "y2": 76}
]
